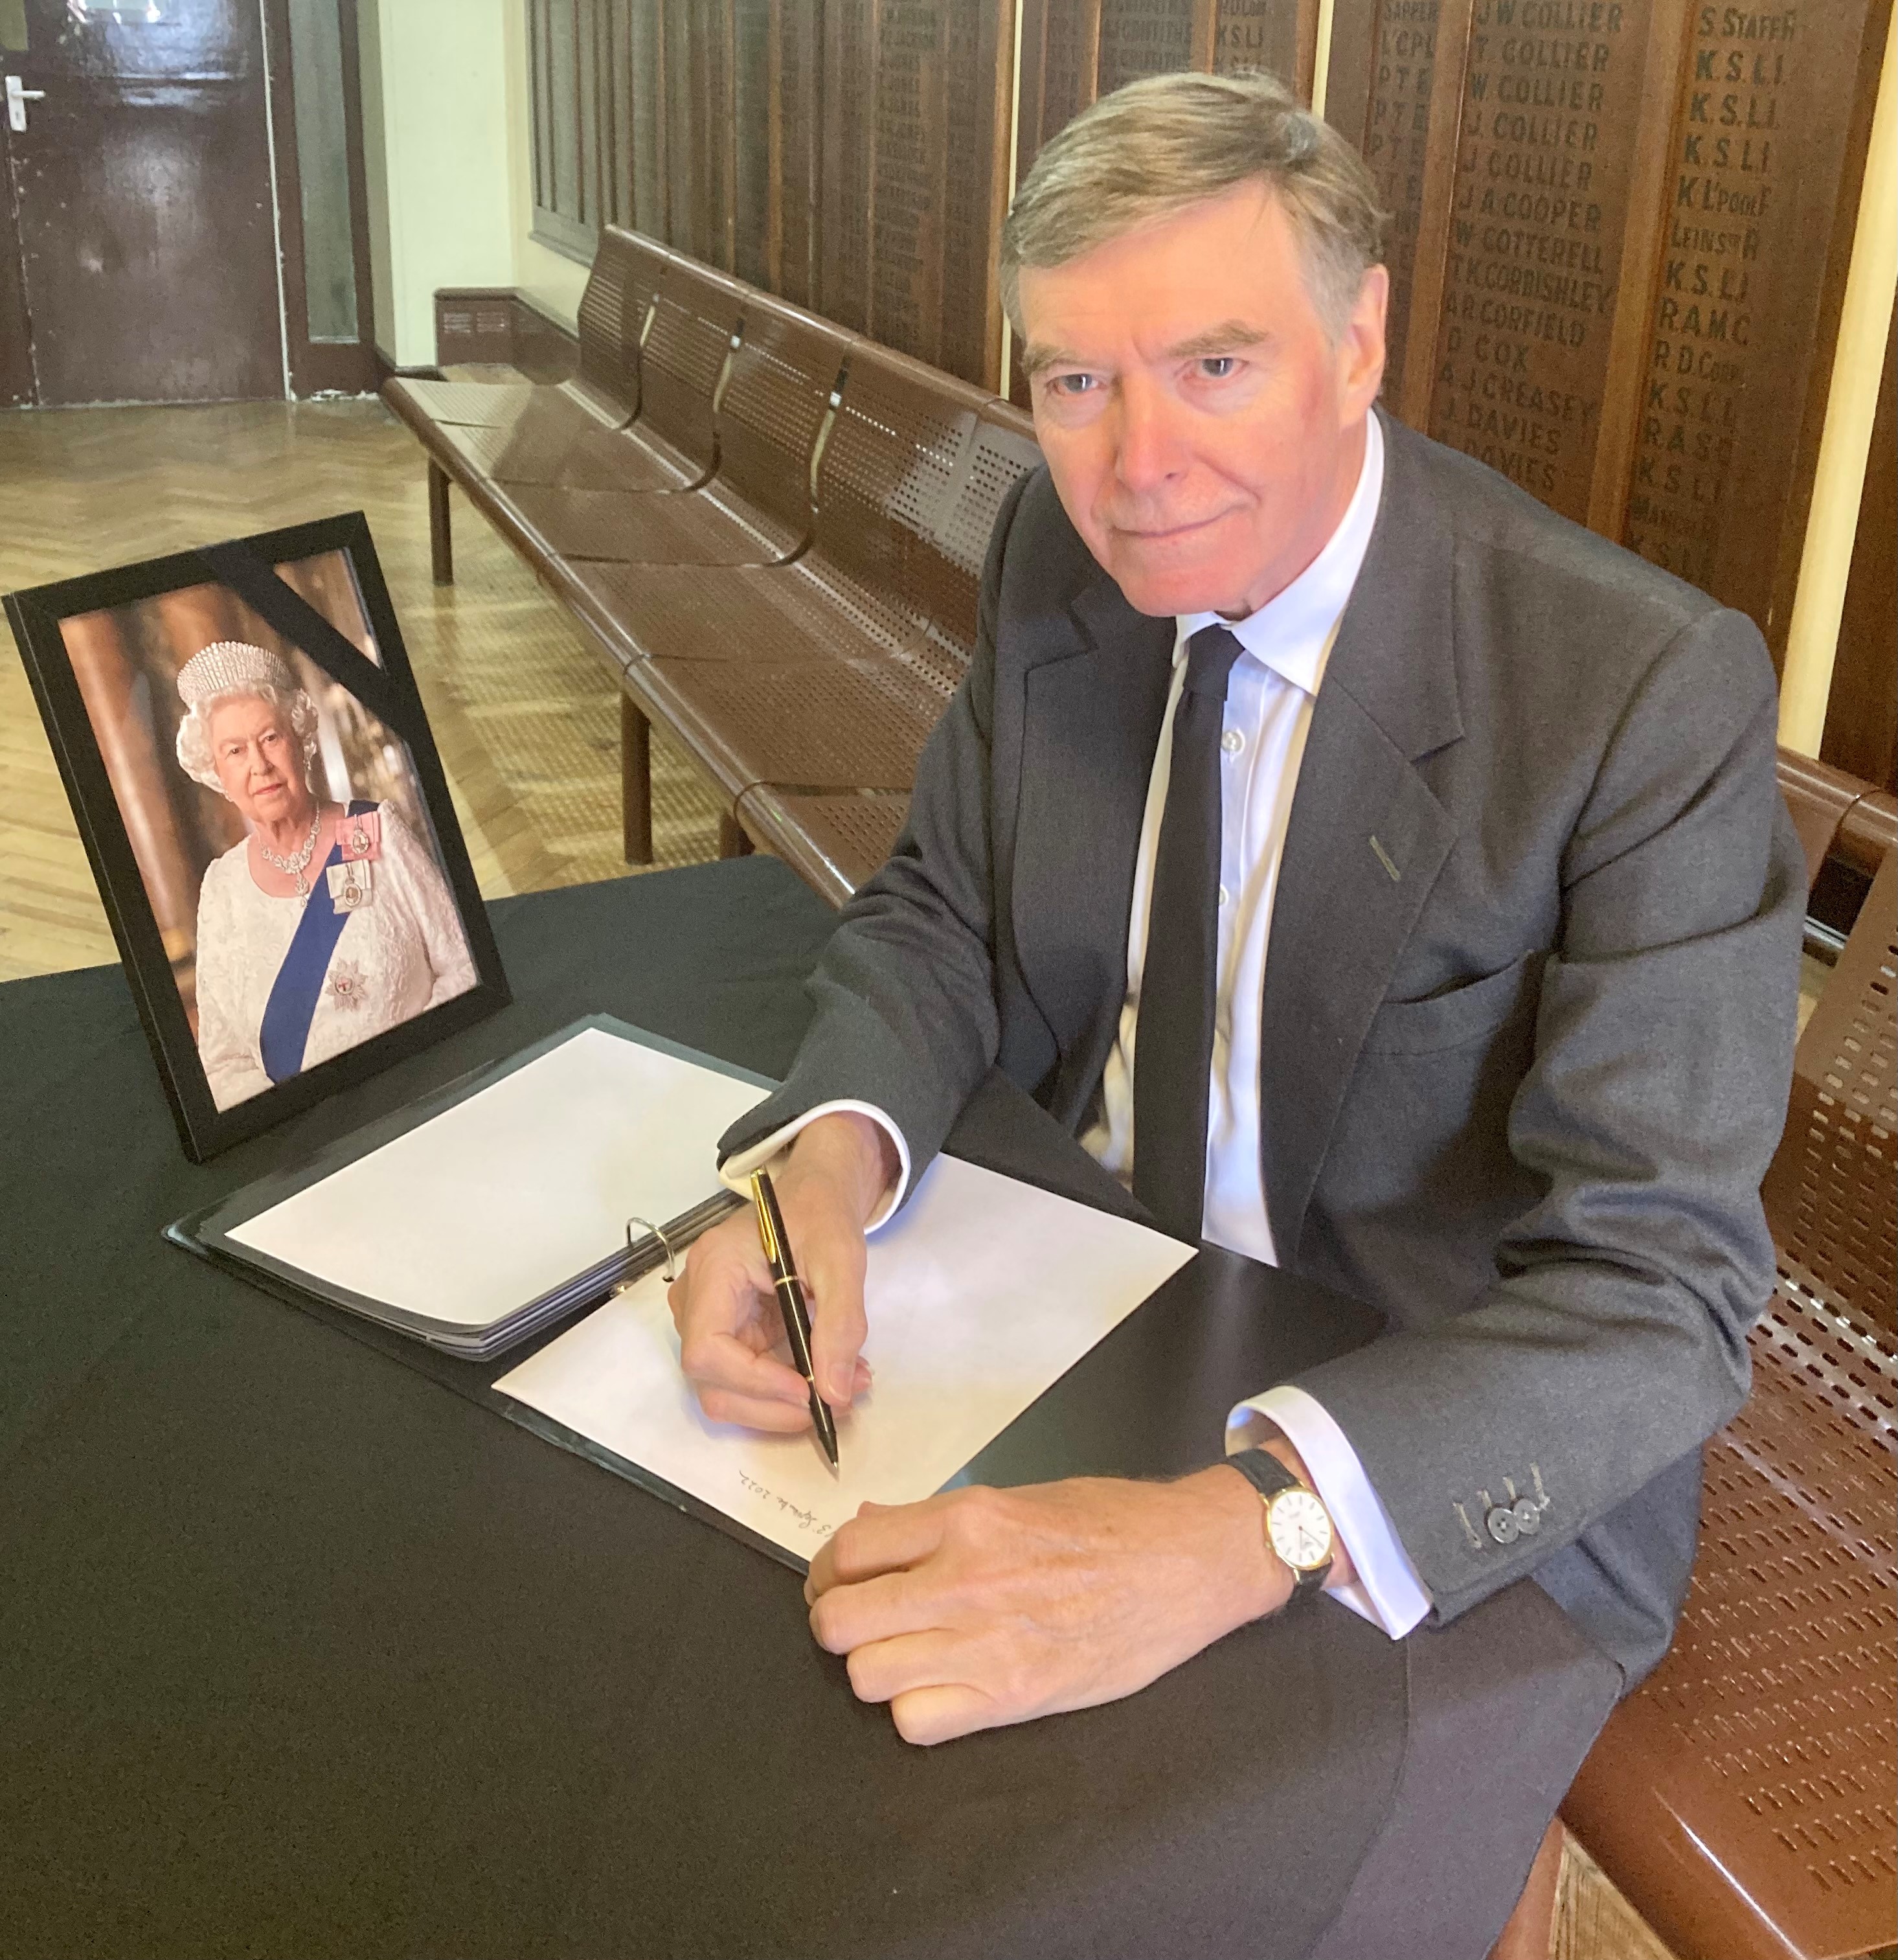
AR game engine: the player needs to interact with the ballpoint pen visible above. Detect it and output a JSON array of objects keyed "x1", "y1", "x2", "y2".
[{"x1": 750, "y1": 1168, "x2": 841, "y2": 1470}]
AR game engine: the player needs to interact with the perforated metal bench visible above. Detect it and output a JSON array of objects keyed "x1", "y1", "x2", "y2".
[
  {"x1": 1551, "y1": 825, "x2": 1897, "y2": 1960},
  {"x1": 387, "y1": 237, "x2": 1043, "y2": 889}
]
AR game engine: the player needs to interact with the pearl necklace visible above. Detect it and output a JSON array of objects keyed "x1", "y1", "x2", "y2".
[{"x1": 258, "y1": 806, "x2": 324, "y2": 898}]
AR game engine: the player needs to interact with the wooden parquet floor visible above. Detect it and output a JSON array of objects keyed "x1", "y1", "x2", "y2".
[{"x1": 0, "y1": 396, "x2": 725, "y2": 982}]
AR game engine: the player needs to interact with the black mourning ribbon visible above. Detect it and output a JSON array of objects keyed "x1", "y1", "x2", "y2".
[
  {"x1": 1131, "y1": 622, "x2": 1247, "y2": 1243},
  {"x1": 194, "y1": 538, "x2": 422, "y2": 746}
]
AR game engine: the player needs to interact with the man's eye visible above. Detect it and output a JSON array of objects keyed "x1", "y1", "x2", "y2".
[
  {"x1": 1197, "y1": 356, "x2": 1238, "y2": 380},
  {"x1": 1048, "y1": 372, "x2": 1098, "y2": 396}
]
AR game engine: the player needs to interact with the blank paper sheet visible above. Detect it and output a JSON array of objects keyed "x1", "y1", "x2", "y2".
[
  {"x1": 493, "y1": 1155, "x2": 1196, "y2": 1561},
  {"x1": 227, "y1": 1025, "x2": 770, "y2": 1326}
]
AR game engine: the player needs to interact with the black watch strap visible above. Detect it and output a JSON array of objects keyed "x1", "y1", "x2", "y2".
[{"x1": 1226, "y1": 1447, "x2": 1332, "y2": 1602}]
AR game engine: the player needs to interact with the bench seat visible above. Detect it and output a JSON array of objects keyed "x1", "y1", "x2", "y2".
[{"x1": 734, "y1": 788, "x2": 912, "y2": 905}]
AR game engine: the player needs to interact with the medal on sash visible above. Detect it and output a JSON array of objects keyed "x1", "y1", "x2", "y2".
[{"x1": 326, "y1": 860, "x2": 373, "y2": 912}]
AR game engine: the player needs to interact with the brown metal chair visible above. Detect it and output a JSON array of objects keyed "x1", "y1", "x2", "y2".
[
  {"x1": 1778, "y1": 748, "x2": 1881, "y2": 892},
  {"x1": 1559, "y1": 844, "x2": 1897, "y2": 1960},
  {"x1": 732, "y1": 789, "x2": 914, "y2": 907},
  {"x1": 569, "y1": 341, "x2": 998, "y2": 825},
  {"x1": 381, "y1": 228, "x2": 670, "y2": 582},
  {"x1": 617, "y1": 359, "x2": 1045, "y2": 871},
  {"x1": 388, "y1": 227, "x2": 664, "y2": 435},
  {"x1": 500, "y1": 296, "x2": 852, "y2": 569},
  {"x1": 721, "y1": 402, "x2": 1045, "y2": 903}
]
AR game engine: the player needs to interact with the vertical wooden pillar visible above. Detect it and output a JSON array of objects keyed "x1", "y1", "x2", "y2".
[
  {"x1": 621, "y1": 692, "x2": 653, "y2": 865},
  {"x1": 427, "y1": 459, "x2": 454, "y2": 587}
]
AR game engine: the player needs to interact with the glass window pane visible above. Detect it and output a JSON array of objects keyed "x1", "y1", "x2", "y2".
[{"x1": 288, "y1": 0, "x2": 359, "y2": 344}]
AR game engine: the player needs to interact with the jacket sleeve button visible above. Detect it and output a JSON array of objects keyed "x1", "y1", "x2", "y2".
[
  {"x1": 1512, "y1": 1498, "x2": 1542, "y2": 1536},
  {"x1": 1486, "y1": 1504, "x2": 1520, "y2": 1546}
]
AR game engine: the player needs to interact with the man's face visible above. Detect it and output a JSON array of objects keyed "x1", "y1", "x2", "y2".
[{"x1": 1019, "y1": 181, "x2": 1388, "y2": 620}]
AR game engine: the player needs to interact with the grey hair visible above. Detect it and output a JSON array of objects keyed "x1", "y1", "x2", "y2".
[
  {"x1": 1000, "y1": 69, "x2": 1387, "y2": 345},
  {"x1": 175, "y1": 683, "x2": 322, "y2": 797}
]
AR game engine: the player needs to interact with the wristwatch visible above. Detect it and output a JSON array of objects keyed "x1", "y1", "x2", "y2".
[{"x1": 1228, "y1": 1448, "x2": 1335, "y2": 1604}]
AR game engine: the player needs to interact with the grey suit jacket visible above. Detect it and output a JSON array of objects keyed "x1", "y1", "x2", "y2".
[{"x1": 723, "y1": 411, "x2": 1807, "y2": 1683}]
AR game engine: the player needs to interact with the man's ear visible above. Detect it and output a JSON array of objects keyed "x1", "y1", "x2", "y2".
[{"x1": 1339, "y1": 264, "x2": 1390, "y2": 424}]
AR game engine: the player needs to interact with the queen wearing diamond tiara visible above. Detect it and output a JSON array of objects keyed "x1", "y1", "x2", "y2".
[{"x1": 175, "y1": 640, "x2": 477, "y2": 1111}]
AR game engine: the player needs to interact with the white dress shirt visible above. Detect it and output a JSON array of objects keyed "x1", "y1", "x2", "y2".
[{"x1": 726, "y1": 413, "x2": 1430, "y2": 1637}]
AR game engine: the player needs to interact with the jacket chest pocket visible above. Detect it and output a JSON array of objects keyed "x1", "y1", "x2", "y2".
[{"x1": 1362, "y1": 949, "x2": 1542, "y2": 1056}]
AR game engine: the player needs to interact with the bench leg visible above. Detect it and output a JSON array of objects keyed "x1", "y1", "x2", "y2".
[
  {"x1": 620, "y1": 695, "x2": 653, "y2": 865},
  {"x1": 718, "y1": 811, "x2": 754, "y2": 860},
  {"x1": 427, "y1": 459, "x2": 454, "y2": 586},
  {"x1": 1487, "y1": 1819, "x2": 1563, "y2": 1960}
]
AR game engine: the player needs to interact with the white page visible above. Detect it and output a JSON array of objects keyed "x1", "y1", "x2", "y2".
[
  {"x1": 228, "y1": 1025, "x2": 769, "y2": 1326},
  {"x1": 493, "y1": 1156, "x2": 1195, "y2": 1560}
]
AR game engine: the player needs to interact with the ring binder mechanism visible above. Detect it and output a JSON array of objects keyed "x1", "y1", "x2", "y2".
[{"x1": 165, "y1": 1016, "x2": 773, "y2": 1362}]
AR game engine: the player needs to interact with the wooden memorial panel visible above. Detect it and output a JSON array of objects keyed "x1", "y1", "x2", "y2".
[
  {"x1": 1095, "y1": 0, "x2": 1195, "y2": 93},
  {"x1": 936, "y1": 0, "x2": 1015, "y2": 385},
  {"x1": 1019, "y1": 1, "x2": 1316, "y2": 207},
  {"x1": 702, "y1": 0, "x2": 738, "y2": 272},
  {"x1": 1327, "y1": 0, "x2": 1463, "y2": 400},
  {"x1": 1214, "y1": 0, "x2": 1315, "y2": 91},
  {"x1": 598, "y1": 0, "x2": 637, "y2": 232},
  {"x1": 773, "y1": 0, "x2": 824, "y2": 307},
  {"x1": 661, "y1": 0, "x2": 699, "y2": 256},
  {"x1": 1616, "y1": 0, "x2": 1890, "y2": 648},
  {"x1": 626, "y1": 0, "x2": 667, "y2": 240},
  {"x1": 813, "y1": 0, "x2": 1011, "y2": 386},
  {"x1": 1418, "y1": 0, "x2": 1684, "y2": 526},
  {"x1": 868, "y1": 0, "x2": 948, "y2": 365},
  {"x1": 819, "y1": 0, "x2": 877, "y2": 334},
  {"x1": 732, "y1": 0, "x2": 773, "y2": 289}
]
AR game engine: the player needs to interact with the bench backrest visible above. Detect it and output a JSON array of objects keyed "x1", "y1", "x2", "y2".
[
  {"x1": 635, "y1": 259, "x2": 745, "y2": 472},
  {"x1": 1563, "y1": 842, "x2": 1897, "y2": 1960},
  {"x1": 576, "y1": 228, "x2": 670, "y2": 412},
  {"x1": 713, "y1": 299, "x2": 852, "y2": 540},
  {"x1": 811, "y1": 341, "x2": 991, "y2": 650},
  {"x1": 913, "y1": 401, "x2": 1044, "y2": 683},
  {"x1": 1763, "y1": 844, "x2": 1897, "y2": 1332}
]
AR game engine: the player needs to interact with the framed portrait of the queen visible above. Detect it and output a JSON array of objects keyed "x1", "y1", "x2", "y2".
[{"x1": 5, "y1": 512, "x2": 508, "y2": 1161}]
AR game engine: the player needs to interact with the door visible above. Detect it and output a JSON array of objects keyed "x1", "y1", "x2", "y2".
[{"x1": 1, "y1": 0, "x2": 284, "y2": 405}]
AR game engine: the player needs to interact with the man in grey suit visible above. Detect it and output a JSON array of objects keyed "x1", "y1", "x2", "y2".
[{"x1": 670, "y1": 68, "x2": 1804, "y2": 1951}]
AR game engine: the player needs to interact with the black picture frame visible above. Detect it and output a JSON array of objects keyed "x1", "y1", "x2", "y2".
[{"x1": 5, "y1": 511, "x2": 510, "y2": 1162}]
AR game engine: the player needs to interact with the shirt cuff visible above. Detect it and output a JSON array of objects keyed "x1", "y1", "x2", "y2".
[
  {"x1": 718, "y1": 1100, "x2": 912, "y2": 1233},
  {"x1": 1226, "y1": 1384, "x2": 1432, "y2": 1638}
]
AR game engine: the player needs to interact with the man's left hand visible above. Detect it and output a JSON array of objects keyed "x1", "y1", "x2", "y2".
[{"x1": 804, "y1": 1466, "x2": 1294, "y2": 1746}]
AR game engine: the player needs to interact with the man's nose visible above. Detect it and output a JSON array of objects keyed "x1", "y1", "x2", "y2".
[{"x1": 1111, "y1": 378, "x2": 1187, "y2": 496}]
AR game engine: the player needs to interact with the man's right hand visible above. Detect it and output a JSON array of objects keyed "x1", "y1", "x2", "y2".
[{"x1": 668, "y1": 1111, "x2": 899, "y2": 1432}]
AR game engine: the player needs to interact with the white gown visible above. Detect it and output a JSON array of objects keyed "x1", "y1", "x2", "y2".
[{"x1": 192, "y1": 801, "x2": 479, "y2": 1111}]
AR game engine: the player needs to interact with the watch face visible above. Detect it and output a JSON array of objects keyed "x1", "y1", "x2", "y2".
[{"x1": 1267, "y1": 1488, "x2": 1333, "y2": 1573}]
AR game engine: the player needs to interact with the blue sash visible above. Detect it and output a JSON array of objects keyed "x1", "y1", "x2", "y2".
[{"x1": 258, "y1": 801, "x2": 377, "y2": 1085}]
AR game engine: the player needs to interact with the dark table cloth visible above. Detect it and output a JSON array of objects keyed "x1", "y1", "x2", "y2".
[{"x1": 1, "y1": 860, "x2": 1416, "y2": 1960}]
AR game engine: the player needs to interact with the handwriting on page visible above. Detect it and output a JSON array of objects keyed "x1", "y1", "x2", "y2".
[{"x1": 738, "y1": 1468, "x2": 836, "y2": 1538}]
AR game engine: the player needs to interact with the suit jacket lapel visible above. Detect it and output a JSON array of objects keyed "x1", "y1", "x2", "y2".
[
  {"x1": 1260, "y1": 416, "x2": 1465, "y2": 1261},
  {"x1": 1011, "y1": 573, "x2": 1174, "y2": 1126}
]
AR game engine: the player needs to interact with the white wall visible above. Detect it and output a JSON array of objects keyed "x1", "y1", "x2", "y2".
[{"x1": 357, "y1": 0, "x2": 517, "y2": 369}]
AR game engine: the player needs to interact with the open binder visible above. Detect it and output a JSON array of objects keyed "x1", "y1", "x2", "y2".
[{"x1": 166, "y1": 1015, "x2": 774, "y2": 1360}]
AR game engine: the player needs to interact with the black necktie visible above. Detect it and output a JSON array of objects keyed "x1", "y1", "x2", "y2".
[{"x1": 1131, "y1": 623, "x2": 1245, "y2": 1242}]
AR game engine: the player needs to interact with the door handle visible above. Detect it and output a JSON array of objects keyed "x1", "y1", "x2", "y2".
[{"x1": 5, "y1": 76, "x2": 47, "y2": 135}]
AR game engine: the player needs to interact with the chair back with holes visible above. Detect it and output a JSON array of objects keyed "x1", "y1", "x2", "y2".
[
  {"x1": 635, "y1": 260, "x2": 746, "y2": 471},
  {"x1": 1562, "y1": 851, "x2": 1898, "y2": 1960},
  {"x1": 1763, "y1": 847, "x2": 1897, "y2": 1334},
  {"x1": 576, "y1": 229, "x2": 670, "y2": 412},
  {"x1": 713, "y1": 299, "x2": 853, "y2": 540},
  {"x1": 916, "y1": 401, "x2": 1044, "y2": 676},
  {"x1": 812, "y1": 341, "x2": 989, "y2": 661}
]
